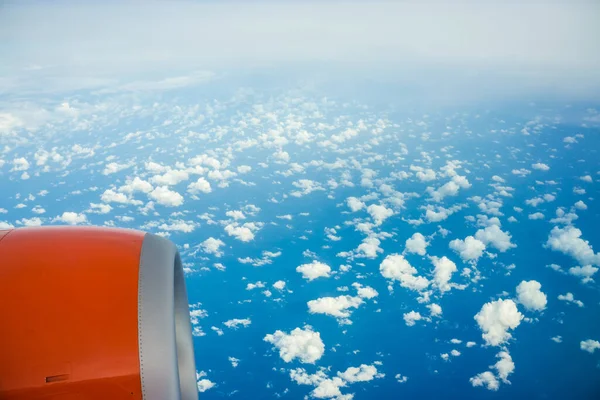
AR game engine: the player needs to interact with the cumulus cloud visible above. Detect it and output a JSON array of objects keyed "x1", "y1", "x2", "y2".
[
  {"x1": 546, "y1": 226, "x2": 600, "y2": 266},
  {"x1": 149, "y1": 186, "x2": 184, "y2": 207},
  {"x1": 427, "y1": 303, "x2": 442, "y2": 317},
  {"x1": 356, "y1": 237, "x2": 383, "y2": 259},
  {"x1": 200, "y1": 237, "x2": 225, "y2": 257},
  {"x1": 223, "y1": 318, "x2": 252, "y2": 329},
  {"x1": 516, "y1": 280, "x2": 547, "y2": 311},
  {"x1": 187, "y1": 177, "x2": 212, "y2": 194},
  {"x1": 224, "y1": 222, "x2": 262, "y2": 242},
  {"x1": 531, "y1": 163, "x2": 550, "y2": 171},
  {"x1": 474, "y1": 299, "x2": 523, "y2": 346},
  {"x1": 53, "y1": 211, "x2": 87, "y2": 225},
  {"x1": 403, "y1": 311, "x2": 423, "y2": 326},
  {"x1": 475, "y1": 225, "x2": 516, "y2": 252},
  {"x1": 427, "y1": 175, "x2": 471, "y2": 202},
  {"x1": 337, "y1": 364, "x2": 384, "y2": 383},
  {"x1": 307, "y1": 295, "x2": 363, "y2": 321},
  {"x1": 430, "y1": 256, "x2": 457, "y2": 293},
  {"x1": 297, "y1": 261, "x2": 332, "y2": 281},
  {"x1": 196, "y1": 371, "x2": 215, "y2": 393},
  {"x1": 557, "y1": 292, "x2": 584, "y2": 307},
  {"x1": 367, "y1": 204, "x2": 394, "y2": 225},
  {"x1": 405, "y1": 232, "x2": 429, "y2": 256},
  {"x1": 346, "y1": 197, "x2": 365, "y2": 212},
  {"x1": 580, "y1": 339, "x2": 600, "y2": 353},
  {"x1": 470, "y1": 351, "x2": 515, "y2": 391},
  {"x1": 379, "y1": 254, "x2": 429, "y2": 291},
  {"x1": 470, "y1": 371, "x2": 499, "y2": 391},
  {"x1": 264, "y1": 326, "x2": 325, "y2": 364},
  {"x1": 568, "y1": 265, "x2": 599, "y2": 283},
  {"x1": 119, "y1": 177, "x2": 153, "y2": 194},
  {"x1": 449, "y1": 236, "x2": 486, "y2": 262}
]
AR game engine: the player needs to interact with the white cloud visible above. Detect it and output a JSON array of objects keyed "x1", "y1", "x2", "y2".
[
  {"x1": 379, "y1": 254, "x2": 429, "y2": 291},
  {"x1": 352, "y1": 282, "x2": 378, "y2": 299},
  {"x1": 149, "y1": 186, "x2": 184, "y2": 207},
  {"x1": 337, "y1": 364, "x2": 384, "y2": 383},
  {"x1": 528, "y1": 212, "x2": 545, "y2": 220},
  {"x1": 103, "y1": 162, "x2": 131, "y2": 175},
  {"x1": 18, "y1": 217, "x2": 43, "y2": 227},
  {"x1": 187, "y1": 177, "x2": 212, "y2": 194},
  {"x1": 531, "y1": 163, "x2": 550, "y2": 171},
  {"x1": 403, "y1": 311, "x2": 423, "y2": 326},
  {"x1": 405, "y1": 232, "x2": 429, "y2": 256},
  {"x1": 101, "y1": 189, "x2": 134, "y2": 204},
  {"x1": 427, "y1": 175, "x2": 471, "y2": 202},
  {"x1": 53, "y1": 211, "x2": 87, "y2": 225},
  {"x1": 546, "y1": 226, "x2": 600, "y2": 266},
  {"x1": 474, "y1": 299, "x2": 523, "y2": 346},
  {"x1": 449, "y1": 236, "x2": 486, "y2": 262},
  {"x1": 580, "y1": 339, "x2": 600, "y2": 353},
  {"x1": 568, "y1": 265, "x2": 599, "y2": 283},
  {"x1": 574, "y1": 200, "x2": 587, "y2": 210},
  {"x1": 290, "y1": 179, "x2": 324, "y2": 197},
  {"x1": 557, "y1": 292, "x2": 584, "y2": 307},
  {"x1": 11, "y1": 157, "x2": 30, "y2": 171},
  {"x1": 264, "y1": 326, "x2": 325, "y2": 364},
  {"x1": 470, "y1": 371, "x2": 499, "y2": 391},
  {"x1": 367, "y1": 204, "x2": 394, "y2": 225},
  {"x1": 201, "y1": 237, "x2": 225, "y2": 257},
  {"x1": 395, "y1": 374, "x2": 408, "y2": 383},
  {"x1": 346, "y1": 196, "x2": 365, "y2": 212},
  {"x1": 516, "y1": 280, "x2": 547, "y2": 311},
  {"x1": 475, "y1": 225, "x2": 516, "y2": 252},
  {"x1": 150, "y1": 169, "x2": 189, "y2": 186},
  {"x1": 297, "y1": 261, "x2": 332, "y2": 281},
  {"x1": 237, "y1": 165, "x2": 252, "y2": 173},
  {"x1": 307, "y1": 295, "x2": 363, "y2": 321},
  {"x1": 427, "y1": 303, "x2": 442, "y2": 317},
  {"x1": 228, "y1": 356, "x2": 240, "y2": 368},
  {"x1": 580, "y1": 175, "x2": 593, "y2": 183},
  {"x1": 226, "y1": 210, "x2": 246, "y2": 220},
  {"x1": 356, "y1": 237, "x2": 383, "y2": 259},
  {"x1": 197, "y1": 374, "x2": 215, "y2": 393},
  {"x1": 223, "y1": 318, "x2": 251, "y2": 329},
  {"x1": 119, "y1": 177, "x2": 153, "y2": 194},
  {"x1": 430, "y1": 256, "x2": 457, "y2": 293},
  {"x1": 273, "y1": 280, "x2": 286, "y2": 290},
  {"x1": 224, "y1": 222, "x2": 262, "y2": 242}
]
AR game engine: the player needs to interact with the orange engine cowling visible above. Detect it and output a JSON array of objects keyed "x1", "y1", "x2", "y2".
[{"x1": 0, "y1": 227, "x2": 198, "y2": 400}]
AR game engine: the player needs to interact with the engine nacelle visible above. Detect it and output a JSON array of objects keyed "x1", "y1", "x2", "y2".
[{"x1": 0, "y1": 227, "x2": 198, "y2": 400}]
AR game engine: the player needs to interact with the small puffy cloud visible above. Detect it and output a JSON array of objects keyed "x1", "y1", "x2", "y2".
[
  {"x1": 237, "y1": 165, "x2": 252, "y2": 174},
  {"x1": 580, "y1": 339, "x2": 600, "y2": 353},
  {"x1": 150, "y1": 169, "x2": 189, "y2": 186},
  {"x1": 101, "y1": 189, "x2": 133, "y2": 204},
  {"x1": 201, "y1": 237, "x2": 225, "y2": 257},
  {"x1": 264, "y1": 326, "x2": 325, "y2": 364},
  {"x1": 273, "y1": 280, "x2": 286, "y2": 290},
  {"x1": 11, "y1": 157, "x2": 30, "y2": 171},
  {"x1": 53, "y1": 212, "x2": 87, "y2": 225},
  {"x1": 580, "y1": 175, "x2": 593, "y2": 183},
  {"x1": 196, "y1": 373, "x2": 215, "y2": 393},
  {"x1": 531, "y1": 163, "x2": 550, "y2": 171},
  {"x1": 403, "y1": 311, "x2": 423, "y2": 326},
  {"x1": 568, "y1": 265, "x2": 599, "y2": 283},
  {"x1": 474, "y1": 299, "x2": 523, "y2": 346},
  {"x1": 395, "y1": 374, "x2": 408, "y2": 383},
  {"x1": 352, "y1": 282, "x2": 379, "y2": 299},
  {"x1": 346, "y1": 197, "x2": 365, "y2": 212},
  {"x1": 149, "y1": 186, "x2": 184, "y2": 207},
  {"x1": 528, "y1": 212, "x2": 545, "y2": 220},
  {"x1": 475, "y1": 225, "x2": 516, "y2": 252},
  {"x1": 158, "y1": 220, "x2": 196, "y2": 233},
  {"x1": 470, "y1": 371, "x2": 499, "y2": 391},
  {"x1": 297, "y1": 261, "x2": 332, "y2": 281},
  {"x1": 337, "y1": 364, "x2": 384, "y2": 383},
  {"x1": 431, "y1": 256, "x2": 457, "y2": 293},
  {"x1": 546, "y1": 226, "x2": 600, "y2": 266},
  {"x1": 307, "y1": 295, "x2": 363, "y2": 321},
  {"x1": 224, "y1": 222, "x2": 262, "y2": 242},
  {"x1": 427, "y1": 303, "x2": 442, "y2": 317},
  {"x1": 228, "y1": 356, "x2": 240, "y2": 368},
  {"x1": 427, "y1": 175, "x2": 471, "y2": 202},
  {"x1": 18, "y1": 217, "x2": 43, "y2": 227},
  {"x1": 187, "y1": 177, "x2": 212, "y2": 194},
  {"x1": 356, "y1": 237, "x2": 383, "y2": 259},
  {"x1": 103, "y1": 162, "x2": 131, "y2": 175},
  {"x1": 290, "y1": 179, "x2": 324, "y2": 197},
  {"x1": 574, "y1": 200, "x2": 587, "y2": 210},
  {"x1": 405, "y1": 233, "x2": 429, "y2": 256},
  {"x1": 367, "y1": 204, "x2": 394, "y2": 225},
  {"x1": 557, "y1": 292, "x2": 584, "y2": 307},
  {"x1": 226, "y1": 210, "x2": 246, "y2": 220},
  {"x1": 119, "y1": 177, "x2": 153, "y2": 194},
  {"x1": 449, "y1": 236, "x2": 486, "y2": 262},
  {"x1": 516, "y1": 280, "x2": 547, "y2": 311},
  {"x1": 223, "y1": 318, "x2": 252, "y2": 329},
  {"x1": 379, "y1": 254, "x2": 429, "y2": 291}
]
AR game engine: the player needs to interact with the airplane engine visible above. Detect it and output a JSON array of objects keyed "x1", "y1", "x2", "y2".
[{"x1": 0, "y1": 227, "x2": 198, "y2": 400}]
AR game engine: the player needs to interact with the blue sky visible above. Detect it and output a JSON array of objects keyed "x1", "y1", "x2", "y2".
[{"x1": 1, "y1": 1, "x2": 600, "y2": 399}]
